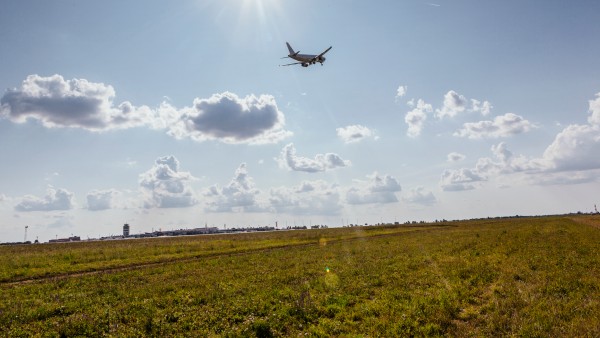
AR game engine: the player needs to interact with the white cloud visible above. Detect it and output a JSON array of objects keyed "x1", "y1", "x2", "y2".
[
  {"x1": 276, "y1": 143, "x2": 351, "y2": 173},
  {"x1": 0, "y1": 74, "x2": 156, "y2": 131},
  {"x1": 169, "y1": 92, "x2": 292, "y2": 144},
  {"x1": 474, "y1": 143, "x2": 513, "y2": 176},
  {"x1": 405, "y1": 99, "x2": 432, "y2": 137},
  {"x1": 447, "y1": 152, "x2": 466, "y2": 162},
  {"x1": 404, "y1": 91, "x2": 493, "y2": 138},
  {"x1": 435, "y1": 90, "x2": 493, "y2": 118},
  {"x1": 454, "y1": 113, "x2": 535, "y2": 139},
  {"x1": 269, "y1": 180, "x2": 342, "y2": 215},
  {"x1": 139, "y1": 156, "x2": 198, "y2": 208},
  {"x1": 396, "y1": 85, "x2": 407, "y2": 98},
  {"x1": 440, "y1": 93, "x2": 600, "y2": 189},
  {"x1": 439, "y1": 137, "x2": 598, "y2": 191},
  {"x1": 403, "y1": 186, "x2": 437, "y2": 206},
  {"x1": 471, "y1": 99, "x2": 493, "y2": 116},
  {"x1": 441, "y1": 142, "x2": 541, "y2": 191},
  {"x1": 541, "y1": 124, "x2": 600, "y2": 172},
  {"x1": 204, "y1": 163, "x2": 265, "y2": 213},
  {"x1": 86, "y1": 189, "x2": 120, "y2": 211},
  {"x1": 435, "y1": 90, "x2": 468, "y2": 119},
  {"x1": 440, "y1": 168, "x2": 485, "y2": 191},
  {"x1": 587, "y1": 92, "x2": 600, "y2": 126},
  {"x1": 475, "y1": 142, "x2": 540, "y2": 177},
  {"x1": 1, "y1": 75, "x2": 291, "y2": 145},
  {"x1": 336, "y1": 124, "x2": 376, "y2": 144},
  {"x1": 346, "y1": 172, "x2": 401, "y2": 204},
  {"x1": 15, "y1": 186, "x2": 75, "y2": 212},
  {"x1": 535, "y1": 93, "x2": 600, "y2": 173}
]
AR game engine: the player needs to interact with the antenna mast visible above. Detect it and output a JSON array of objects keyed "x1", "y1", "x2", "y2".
[{"x1": 24, "y1": 225, "x2": 29, "y2": 242}]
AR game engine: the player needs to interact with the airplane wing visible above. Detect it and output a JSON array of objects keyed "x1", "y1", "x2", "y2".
[
  {"x1": 279, "y1": 62, "x2": 303, "y2": 67},
  {"x1": 317, "y1": 46, "x2": 332, "y2": 58},
  {"x1": 309, "y1": 46, "x2": 332, "y2": 63}
]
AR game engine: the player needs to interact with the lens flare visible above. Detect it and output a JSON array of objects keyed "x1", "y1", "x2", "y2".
[{"x1": 324, "y1": 270, "x2": 340, "y2": 289}]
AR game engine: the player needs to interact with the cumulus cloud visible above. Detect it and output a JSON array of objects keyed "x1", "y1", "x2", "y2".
[
  {"x1": 440, "y1": 138, "x2": 597, "y2": 191},
  {"x1": 447, "y1": 152, "x2": 466, "y2": 162},
  {"x1": 139, "y1": 156, "x2": 198, "y2": 208},
  {"x1": 587, "y1": 92, "x2": 600, "y2": 126},
  {"x1": 475, "y1": 143, "x2": 514, "y2": 175},
  {"x1": 346, "y1": 172, "x2": 401, "y2": 204},
  {"x1": 534, "y1": 94, "x2": 600, "y2": 173},
  {"x1": 405, "y1": 99, "x2": 432, "y2": 137},
  {"x1": 441, "y1": 142, "x2": 541, "y2": 191},
  {"x1": 404, "y1": 92, "x2": 491, "y2": 137},
  {"x1": 336, "y1": 124, "x2": 376, "y2": 144},
  {"x1": 403, "y1": 186, "x2": 437, "y2": 206},
  {"x1": 435, "y1": 90, "x2": 492, "y2": 118},
  {"x1": 86, "y1": 189, "x2": 120, "y2": 211},
  {"x1": 454, "y1": 113, "x2": 535, "y2": 139},
  {"x1": 0, "y1": 74, "x2": 157, "y2": 131},
  {"x1": 440, "y1": 168, "x2": 486, "y2": 191},
  {"x1": 1, "y1": 75, "x2": 291, "y2": 145},
  {"x1": 270, "y1": 180, "x2": 342, "y2": 215},
  {"x1": 169, "y1": 92, "x2": 292, "y2": 144},
  {"x1": 204, "y1": 163, "x2": 265, "y2": 212},
  {"x1": 436, "y1": 90, "x2": 468, "y2": 119},
  {"x1": 541, "y1": 124, "x2": 600, "y2": 172},
  {"x1": 396, "y1": 85, "x2": 407, "y2": 98},
  {"x1": 440, "y1": 93, "x2": 600, "y2": 189},
  {"x1": 475, "y1": 142, "x2": 540, "y2": 176},
  {"x1": 471, "y1": 99, "x2": 493, "y2": 116},
  {"x1": 15, "y1": 186, "x2": 74, "y2": 211},
  {"x1": 276, "y1": 143, "x2": 351, "y2": 173}
]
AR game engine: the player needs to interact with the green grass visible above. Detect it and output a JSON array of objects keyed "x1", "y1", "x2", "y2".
[
  {"x1": 1, "y1": 215, "x2": 599, "y2": 336},
  {"x1": 0, "y1": 225, "x2": 427, "y2": 283}
]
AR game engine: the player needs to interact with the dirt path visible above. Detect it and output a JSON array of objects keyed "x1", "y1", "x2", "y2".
[
  {"x1": 568, "y1": 215, "x2": 600, "y2": 229},
  {"x1": 1, "y1": 241, "x2": 316, "y2": 288},
  {"x1": 2, "y1": 227, "x2": 443, "y2": 288}
]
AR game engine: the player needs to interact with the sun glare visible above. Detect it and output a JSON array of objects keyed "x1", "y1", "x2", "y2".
[{"x1": 236, "y1": 0, "x2": 285, "y2": 46}]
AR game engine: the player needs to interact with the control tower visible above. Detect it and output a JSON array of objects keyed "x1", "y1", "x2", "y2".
[{"x1": 123, "y1": 223, "x2": 130, "y2": 237}]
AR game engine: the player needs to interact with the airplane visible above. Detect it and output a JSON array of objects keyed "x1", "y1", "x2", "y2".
[{"x1": 280, "y1": 42, "x2": 332, "y2": 67}]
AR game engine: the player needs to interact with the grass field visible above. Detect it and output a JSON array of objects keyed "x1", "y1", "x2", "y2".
[{"x1": 1, "y1": 215, "x2": 599, "y2": 337}]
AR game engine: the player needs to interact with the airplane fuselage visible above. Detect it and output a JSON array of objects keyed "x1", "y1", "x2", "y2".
[
  {"x1": 289, "y1": 54, "x2": 326, "y2": 67},
  {"x1": 281, "y1": 42, "x2": 331, "y2": 67}
]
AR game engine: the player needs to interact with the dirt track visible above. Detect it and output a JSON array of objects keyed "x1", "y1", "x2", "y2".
[
  {"x1": 569, "y1": 215, "x2": 600, "y2": 229},
  {"x1": 2, "y1": 227, "x2": 440, "y2": 287}
]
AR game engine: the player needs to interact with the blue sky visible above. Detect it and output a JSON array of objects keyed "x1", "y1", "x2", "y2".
[{"x1": 1, "y1": 0, "x2": 600, "y2": 242}]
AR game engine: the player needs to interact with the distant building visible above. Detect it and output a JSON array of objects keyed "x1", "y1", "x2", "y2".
[
  {"x1": 123, "y1": 224, "x2": 130, "y2": 237},
  {"x1": 49, "y1": 236, "x2": 80, "y2": 243}
]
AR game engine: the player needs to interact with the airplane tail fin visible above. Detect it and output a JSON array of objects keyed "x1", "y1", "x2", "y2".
[{"x1": 286, "y1": 42, "x2": 295, "y2": 56}]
